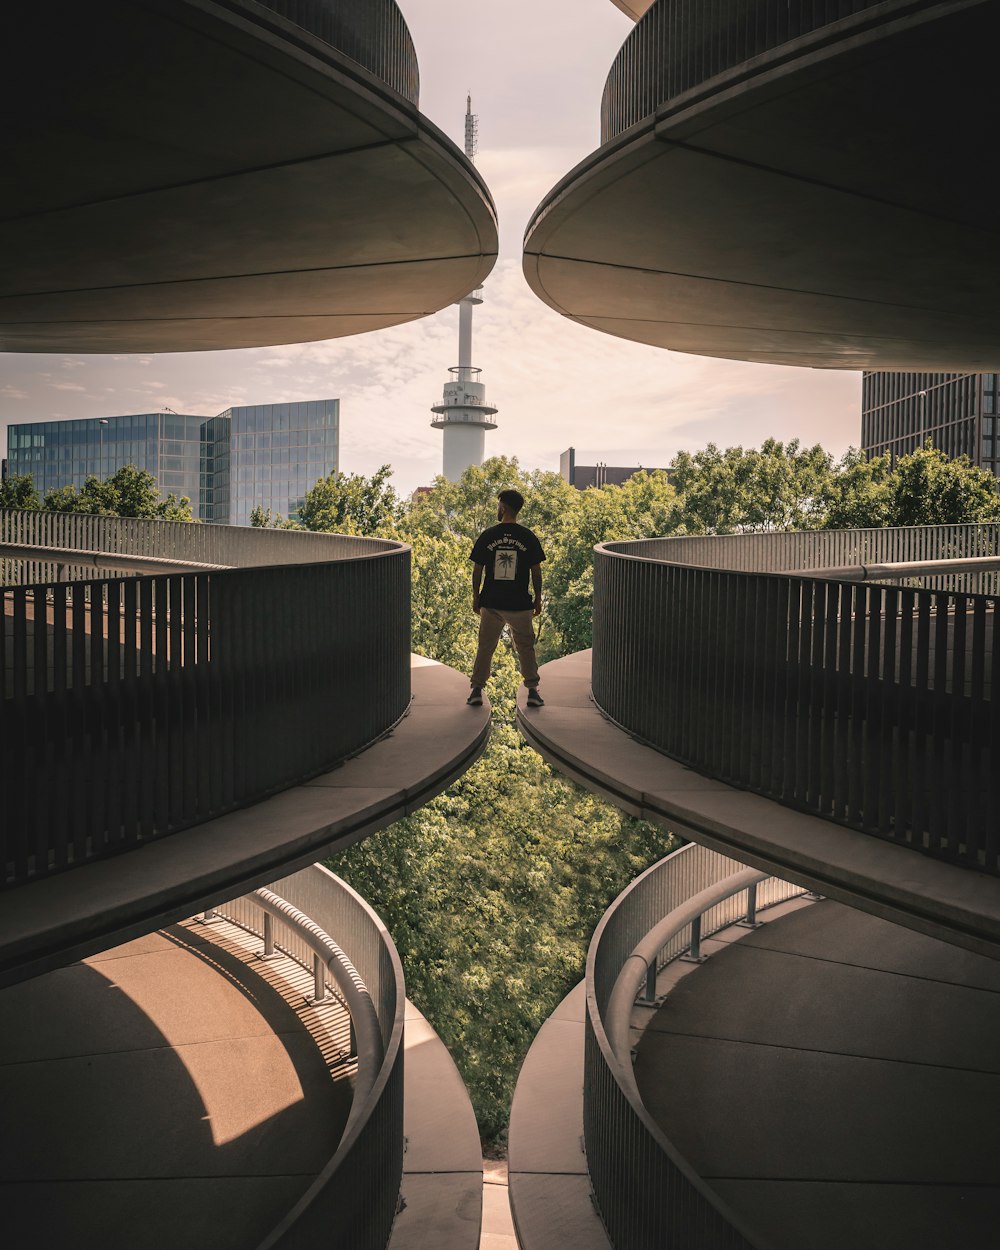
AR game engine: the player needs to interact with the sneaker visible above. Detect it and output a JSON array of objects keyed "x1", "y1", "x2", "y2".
[
  {"x1": 526, "y1": 687, "x2": 544, "y2": 707},
  {"x1": 467, "y1": 687, "x2": 483, "y2": 706}
]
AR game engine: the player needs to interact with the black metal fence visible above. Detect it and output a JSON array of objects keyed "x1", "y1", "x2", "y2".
[
  {"x1": 601, "y1": 0, "x2": 900, "y2": 140},
  {"x1": 592, "y1": 536, "x2": 998, "y2": 873},
  {"x1": 257, "y1": 0, "x2": 419, "y2": 104},
  {"x1": 0, "y1": 513, "x2": 410, "y2": 887}
]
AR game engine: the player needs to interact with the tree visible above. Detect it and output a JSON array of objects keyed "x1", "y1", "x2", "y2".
[
  {"x1": 41, "y1": 464, "x2": 193, "y2": 520},
  {"x1": 297, "y1": 464, "x2": 401, "y2": 535},
  {"x1": 819, "y1": 448, "x2": 894, "y2": 530},
  {"x1": 0, "y1": 473, "x2": 40, "y2": 510},
  {"x1": 668, "y1": 439, "x2": 832, "y2": 534},
  {"x1": 886, "y1": 443, "x2": 1000, "y2": 526}
]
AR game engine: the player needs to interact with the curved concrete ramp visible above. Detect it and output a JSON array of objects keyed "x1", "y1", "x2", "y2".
[
  {"x1": 634, "y1": 900, "x2": 1000, "y2": 1249},
  {"x1": 0, "y1": 918, "x2": 354, "y2": 1249}
]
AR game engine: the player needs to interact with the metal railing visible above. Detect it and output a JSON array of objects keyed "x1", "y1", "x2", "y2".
[
  {"x1": 586, "y1": 841, "x2": 807, "y2": 1250},
  {"x1": 212, "y1": 863, "x2": 405, "y2": 1250},
  {"x1": 601, "y1": 0, "x2": 929, "y2": 140},
  {"x1": 592, "y1": 525, "x2": 1000, "y2": 874},
  {"x1": 254, "y1": 0, "x2": 418, "y2": 104},
  {"x1": 1, "y1": 511, "x2": 411, "y2": 887}
]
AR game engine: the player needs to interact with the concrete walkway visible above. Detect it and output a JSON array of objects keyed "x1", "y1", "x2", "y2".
[
  {"x1": 0, "y1": 918, "x2": 353, "y2": 1250},
  {"x1": 633, "y1": 900, "x2": 1000, "y2": 1250},
  {"x1": 1, "y1": 655, "x2": 491, "y2": 987},
  {"x1": 517, "y1": 651, "x2": 1000, "y2": 961}
]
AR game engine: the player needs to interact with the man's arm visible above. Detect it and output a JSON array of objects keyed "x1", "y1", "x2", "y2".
[
  {"x1": 472, "y1": 563, "x2": 484, "y2": 615},
  {"x1": 530, "y1": 563, "x2": 543, "y2": 617}
]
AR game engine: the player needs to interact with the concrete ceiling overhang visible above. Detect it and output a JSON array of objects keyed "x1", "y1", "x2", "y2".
[
  {"x1": 609, "y1": 0, "x2": 650, "y2": 19},
  {"x1": 0, "y1": 0, "x2": 498, "y2": 354},
  {"x1": 524, "y1": 1, "x2": 1000, "y2": 371}
]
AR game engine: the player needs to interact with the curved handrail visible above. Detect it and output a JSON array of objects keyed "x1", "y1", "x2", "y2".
[
  {"x1": 251, "y1": 0, "x2": 419, "y2": 105},
  {"x1": 251, "y1": 888, "x2": 384, "y2": 1132},
  {"x1": 1, "y1": 510, "x2": 411, "y2": 887},
  {"x1": 600, "y1": 0, "x2": 924, "y2": 142},
  {"x1": 606, "y1": 867, "x2": 765, "y2": 1067},
  {"x1": 215, "y1": 864, "x2": 406, "y2": 1250},
  {"x1": 585, "y1": 843, "x2": 805, "y2": 1249},
  {"x1": 591, "y1": 528, "x2": 1000, "y2": 874}
]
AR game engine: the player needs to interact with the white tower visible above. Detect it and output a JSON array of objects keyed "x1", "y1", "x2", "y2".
[{"x1": 431, "y1": 96, "x2": 498, "y2": 481}]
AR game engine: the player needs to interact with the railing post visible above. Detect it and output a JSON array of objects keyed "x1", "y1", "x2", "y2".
[
  {"x1": 682, "y1": 915, "x2": 705, "y2": 963},
  {"x1": 739, "y1": 881, "x2": 761, "y2": 928},
  {"x1": 637, "y1": 956, "x2": 659, "y2": 1006},
  {"x1": 310, "y1": 953, "x2": 328, "y2": 1004},
  {"x1": 259, "y1": 911, "x2": 280, "y2": 960},
  {"x1": 200, "y1": 908, "x2": 220, "y2": 924}
]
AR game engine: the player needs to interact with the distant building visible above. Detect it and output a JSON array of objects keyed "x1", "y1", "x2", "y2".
[
  {"x1": 6, "y1": 400, "x2": 339, "y2": 523},
  {"x1": 560, "y1": 446, "x2": 667, "y2": 490},
  {"x1": 861, "y1": 371, "x2": 999, "y2": 474}
]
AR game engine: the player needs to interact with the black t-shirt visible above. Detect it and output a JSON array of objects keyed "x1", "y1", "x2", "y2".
[{"x1": 470, "y1": 522, "x2": 546, "y2": 611}]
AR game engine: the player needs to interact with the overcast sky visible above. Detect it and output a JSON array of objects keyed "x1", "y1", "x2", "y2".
[{"x1": 0, "y1": 0, "x2": 861, "y2": 496}]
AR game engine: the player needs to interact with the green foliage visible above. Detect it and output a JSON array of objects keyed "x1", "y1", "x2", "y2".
[
  {"x1": 883, "y1": 443, "x2": 1000, "y2": 526},
  {"x1": 668, "y1": 438, "x2": 832, "y2": 534},
  {"x1": 0, "y1": 473, "x2": 40, "y2": 510},
  {"x1": 40, "y1": 464, "x2": 194, "y2": 520},
  {"x1": 297, "y1": 464, "x2": 402, "y2": 535},
  {"x1": 320, "y1": 442, "x2": 1000, "y2": 1146},
  {"x1": 333, "y1": 688, "x2": 676, "y2": 1142}
]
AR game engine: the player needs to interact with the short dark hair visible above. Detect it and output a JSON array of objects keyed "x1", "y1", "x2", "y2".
[{"x1": 498, "y1": 489, "x2": 525, "y2": 514}]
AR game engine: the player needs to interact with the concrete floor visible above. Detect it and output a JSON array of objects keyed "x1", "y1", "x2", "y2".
[
  {"x1": 0, "y1": 919, "x2": 353, "y2": 1250},
  {"x1": 634, "y1": 900, "x2": 1000, "y2": 1250}
]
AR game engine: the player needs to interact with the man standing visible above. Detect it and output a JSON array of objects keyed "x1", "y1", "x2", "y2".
[{"x1": 467, "y1": 489, "x2": 545, "y2": 707}]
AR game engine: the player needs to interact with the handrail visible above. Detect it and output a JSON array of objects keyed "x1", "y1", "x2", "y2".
[
  {"x1": 584, "y1": 842, "x2": 805, "y2": 1249},
  {"x1": 600, "y1": 0, "x2": 908, "y2": 142},
  {"x1": 0, "y1": 540, "x2": 228, "y2": 576},
  {"x1": 250, "y1": 888, "x2": 384, "y2": 1133},
  {"x1": 213, "y1": 864, "x2": 406, "y2": 1250},
  {"x1": 788, "y1": 556, "x2": 1000, "y2": 582},
  {"x1": 591, "y1": 527, "x2": 999, "y2": 874},
  {"x1": 1, "y1": 510, "x2": 411, "y2": 888},
  {"x1": 606, "y1": 868, "x2": 766, "y2": 1067}
]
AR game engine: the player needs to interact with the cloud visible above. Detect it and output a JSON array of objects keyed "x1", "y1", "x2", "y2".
[
  {"x1": 48, "y1": 381, "x2": 87, "y2": 392},
  {"x1": 0, "y1": 384, "x2": 29, "y2": 400}
]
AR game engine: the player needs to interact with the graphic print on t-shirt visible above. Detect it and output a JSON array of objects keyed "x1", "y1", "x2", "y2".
[{"x1": 494, "y1": 548, "x2": 517, "y2": 581}]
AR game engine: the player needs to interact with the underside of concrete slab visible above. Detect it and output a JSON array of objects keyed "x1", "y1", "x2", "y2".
[
  {"x1": 524, "y1": 2, "x2": 1000, "y2": 371},
  {"x1": 1, "y1": 0, "x2": 497, "y2": 353},
  {"x1": 0, "y1": 656, "x2": 490, "y2": 987}
]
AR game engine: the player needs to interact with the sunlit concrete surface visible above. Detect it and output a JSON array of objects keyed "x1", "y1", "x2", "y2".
[
  {"x1": 0, "y1": 656, "x2": 490, "y2": 987},
  {"x1": 633, "y1": 899, "x2": 1000, "y2": 1249},
  {"x1": 524, "y1": 1, "x2": 1000, "y2": 371},
  {"x1": 0, "y1": 1, "x2": 497, "y2": 353},
  {"x1": 0, "y1": 917, "x2": 353, "y2": 1250},
  {"x1": 508, "y1": 982, "x2": 612, "y2": 1250},
  {"x1": 388, "y1": 1000, "x2": 483, "y2": 1250}
]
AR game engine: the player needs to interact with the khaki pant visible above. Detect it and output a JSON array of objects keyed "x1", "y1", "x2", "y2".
[{"x1": 471, "y1": 608, "x2": 540, "y2": 689}]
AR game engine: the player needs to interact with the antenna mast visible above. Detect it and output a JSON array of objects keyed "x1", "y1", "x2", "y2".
[{"x1": 430, "y1": 96, "x2": 496, "y2": 481}]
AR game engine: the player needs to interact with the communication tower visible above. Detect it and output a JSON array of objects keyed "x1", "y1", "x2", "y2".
[{"x1": 430, "y1": 95, "x2": 497, "y2": 481}]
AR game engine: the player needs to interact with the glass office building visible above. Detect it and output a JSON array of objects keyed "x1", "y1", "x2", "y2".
[
  {"x1": 221, "y1": 400, "x2": 339, "y2": 526},
  {"x1": 6, "y1": 412, "x2": 205, "y2": 507},
  {"x1": 6, "y1": 400, "x2": 339, "y2": 523},
  {"x1": 861, "y1": 372, "x2": 1000, "y2": 475}
]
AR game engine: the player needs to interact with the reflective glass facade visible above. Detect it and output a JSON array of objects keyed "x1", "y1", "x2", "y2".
[
  {"x1": 862, "y1": 372, "x2": 998, "y2": 475},
  {"x1": 6, "y1": 413, "x2": 204, "y2": 506},
  {"x1": 5, "y1": 399, "x2": 339, "y2": 523},
  {"x1": 222, "y1": 400, "x2": 339, "y2": 526}
]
